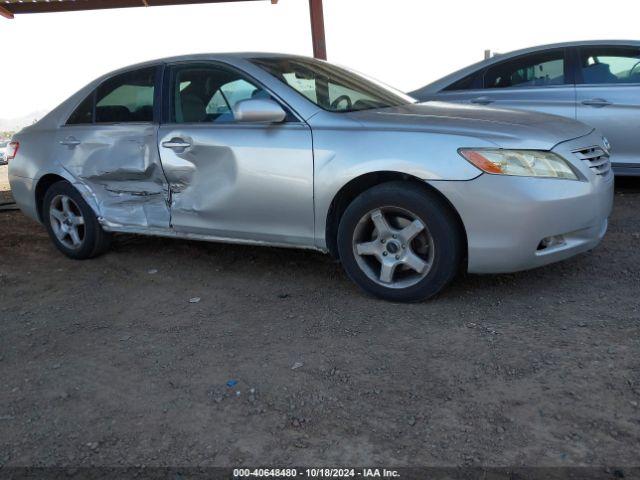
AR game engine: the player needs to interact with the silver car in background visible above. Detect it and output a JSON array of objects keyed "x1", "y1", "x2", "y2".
[
  {"x1": 9, "y1": 53, "x2": 613, "y2": 301},
  {"x1": 411, "y1": 40, "x2": 640, "y2": 176},
  {"x1": 0, "y1": 140, "x2": 9, "y2": 165}
]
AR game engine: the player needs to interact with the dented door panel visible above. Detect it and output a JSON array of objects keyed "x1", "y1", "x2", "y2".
[
  {"x1": 158, "y1": 123, "x2": 314, "y2": 246},
  {"x1": 55, "y1": 124, "x2": 170, "y2": 229}
]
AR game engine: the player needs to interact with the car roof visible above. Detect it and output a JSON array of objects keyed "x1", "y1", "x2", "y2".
[
  {"x1": 411, "y1": 40, "x2": 640, "y2": 95},
  {"x1": 100, "y1": 52, "x2": 309, "y2": 77}
]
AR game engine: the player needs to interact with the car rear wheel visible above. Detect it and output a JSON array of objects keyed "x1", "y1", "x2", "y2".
[
  {"x1": 337, "y1": 182, "x2": 463, "y2": 302},
  {"x1": 43, "y1": 181, "x2": 111, "y2": 260}
]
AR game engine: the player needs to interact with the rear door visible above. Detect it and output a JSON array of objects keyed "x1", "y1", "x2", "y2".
[
  {"x1": 575, "y1": 45, "x2": 640, "y2": 173},
  {"x1": 157, "y1": 62, "x2": 314, "y2": 247},
  {"x1": 56, "y1": 66, "x2": 171, "y2": 229},
  {"x1": 431, "y1": 49, "x2": 576, "y2": 118}
]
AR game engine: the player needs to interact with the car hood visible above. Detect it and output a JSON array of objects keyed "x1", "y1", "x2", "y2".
[{"x1": 346, "y1": 101, "x2": 594, "y2": 150}]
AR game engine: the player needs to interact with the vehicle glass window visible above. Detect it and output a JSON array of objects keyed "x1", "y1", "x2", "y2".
[
  {"x1": 95, "y1": 67, "x2": 156, "y2": 123},
  {"x1": 484, "y1": 51, "x2": 565, "y2": 89},
  {"x1": 578, "y1": 46, "x2": 640, "y2": 84},
  {"x1": 251, "y1": 56, "x2": 415, "y2": 112},
  {"x1": 66, "y1": 93, "x2": 94, "y2": 125},
  {"x1": 283, "y1": 73, "x2": 317, "y2": 102},
  {"x1": 172, "y1": 66, "x2": 272, "y2": 123},
  {"x1": 443, "y1": 72, "x2": 482, "y2": 91}
]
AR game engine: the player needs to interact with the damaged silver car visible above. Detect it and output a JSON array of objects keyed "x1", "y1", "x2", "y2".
[{"x1": 8, "y1": 54, "x2": 613, "y2": 301}]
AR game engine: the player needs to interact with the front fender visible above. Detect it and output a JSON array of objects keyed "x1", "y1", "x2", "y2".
[{"x1": 312, "y1": 128, "x2": 489, "y2": 249}]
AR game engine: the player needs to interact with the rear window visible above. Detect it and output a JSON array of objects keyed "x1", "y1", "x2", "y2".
[{"x1": 484, "y1": 50, "x2": 565, "y2": 89}]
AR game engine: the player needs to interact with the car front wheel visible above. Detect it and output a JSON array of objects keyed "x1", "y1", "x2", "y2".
[
  {"x1": 337, "y1": 182, "x2": 464, "y2": 302},
  {"x1": 43, "y1": 181, "x2": 111, "y2": 260}
]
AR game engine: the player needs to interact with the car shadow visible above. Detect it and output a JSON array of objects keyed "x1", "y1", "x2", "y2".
[{"x1": 615, "y1": 175, "x2": 640, "y2": 193}]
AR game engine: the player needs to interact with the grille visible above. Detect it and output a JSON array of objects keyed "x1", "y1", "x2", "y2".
[{"x1": 573, "y1": 146, "x2": 611, "y2": 176}]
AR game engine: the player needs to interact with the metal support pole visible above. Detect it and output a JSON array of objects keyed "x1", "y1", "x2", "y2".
[
  {"x1": 0, "y1": 5, "x2": 14, "y2": 19},
  {"x1": 309, "y1": 0, "x2": 327, "y2": 60}
]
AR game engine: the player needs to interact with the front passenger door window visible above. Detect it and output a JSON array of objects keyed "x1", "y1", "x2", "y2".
[
  {"x1": 577, "y1": 46, "x2": 640, "y2": 84},
  {"x1": 172, "y1": 66, "x2": 272, "y2": 123}
]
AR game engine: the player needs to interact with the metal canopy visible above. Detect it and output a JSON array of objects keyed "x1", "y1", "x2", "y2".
[
  {"x1": 0, "y1": 0, "x2": 327, "y2": 59},
  {"x1": 1, "y1": 0, "x2": 263, "y2": 15}
]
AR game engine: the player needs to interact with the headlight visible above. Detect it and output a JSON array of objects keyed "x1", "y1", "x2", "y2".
[{"x1": 459, "y1": 149, "x2": 578, "y2": 180}]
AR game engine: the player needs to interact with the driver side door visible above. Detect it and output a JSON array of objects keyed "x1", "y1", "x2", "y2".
[{"x1": 157, "y1": 62, "x2": 315, "y2": 247}]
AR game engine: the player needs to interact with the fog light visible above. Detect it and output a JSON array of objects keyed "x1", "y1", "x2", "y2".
[{"x1": 538, "y1": 235, "x2": 566, "y2": 251}]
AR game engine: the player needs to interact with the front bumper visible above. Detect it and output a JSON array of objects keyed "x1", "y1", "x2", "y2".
[{"x1": 429, "y1": 140, "x2": 614, "y2": 274}]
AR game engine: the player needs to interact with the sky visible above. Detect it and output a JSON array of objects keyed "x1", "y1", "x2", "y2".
[{"x1": 1, "y1": 0, "x2": 639, "y2": 122}]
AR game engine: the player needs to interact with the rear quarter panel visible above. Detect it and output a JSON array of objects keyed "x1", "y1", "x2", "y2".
[{"x1": 8, "y1": 128, "x2": 64, "y2": 222}]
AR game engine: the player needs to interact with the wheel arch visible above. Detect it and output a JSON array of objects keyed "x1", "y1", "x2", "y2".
[
  {"x1": 35, "y1": 174, "x2": 69, "y2": 222},
  {"x1": 34, "y1": 172, "x2": 101, "y2": 224},
  {"x1": 324, "y1": 171, "x2": 468, "y2": 263}
]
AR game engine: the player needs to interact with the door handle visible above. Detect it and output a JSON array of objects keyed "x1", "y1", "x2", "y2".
[
  {"x1": 59, "y1": 137, "x2": 81, "y2": 147},
  {"x1": 470, "y1": 96, "x2": 494, "y2": 105},
  {"x1": 581, "y1": 98, "x2": 611, "y2": 107},
  {"x1": 162, "y1": 138, "x2": 192, "y2": 150}
]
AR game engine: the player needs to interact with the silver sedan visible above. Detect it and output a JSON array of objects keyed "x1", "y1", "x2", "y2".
[
  {"x1": 8, "y1": 53, "x2": 613, "y2": 301},
  {"x1": 0, "y1": 141, "x2": 9, "y2": 165},
  {"x1": 411, "y1": 40, "x2": 640, "y2": 176}
]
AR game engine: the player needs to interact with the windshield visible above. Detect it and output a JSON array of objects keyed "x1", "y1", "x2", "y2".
[{"x1": 251, "y1": 57, "x2": 415, "y2": 113}]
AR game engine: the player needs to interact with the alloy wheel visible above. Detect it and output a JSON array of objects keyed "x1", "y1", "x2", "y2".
[
  {"x1": 352, "y1": 207, "x2": 435, "y2": 289},
  {"x1": 49, "y1": 194, "x2": 86, "y2": 250}
]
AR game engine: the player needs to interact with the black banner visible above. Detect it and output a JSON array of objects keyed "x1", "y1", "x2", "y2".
[{"x1": 0, "y1": 467, "x2": 637, "y2": 480}]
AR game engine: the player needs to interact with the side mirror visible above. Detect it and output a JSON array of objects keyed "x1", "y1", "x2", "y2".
[{"x1": 232, "y1": 99, "x2": 287, "y2": 123}]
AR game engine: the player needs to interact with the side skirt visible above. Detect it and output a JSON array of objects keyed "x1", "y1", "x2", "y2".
[
  {"x1": 612, "y1": 163, "x2": 640, "y2": 177},
  {"x1": 100, "y1": 224, "x2": 328, "y2": 253}
]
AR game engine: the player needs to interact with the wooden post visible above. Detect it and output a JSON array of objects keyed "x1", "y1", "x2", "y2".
[
  {"x1": 0, "y1": 5, "x2": 14, "y2": 19},
  {"x1": 309, "y1": 0, "x2": 327, "y2": 60}
]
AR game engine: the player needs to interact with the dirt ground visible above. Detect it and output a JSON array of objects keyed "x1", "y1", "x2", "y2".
[
  {"x1": 0, "y1": 164, "x2": 639, "y2": 469},
  {"x1": 0, "y1": 165, "x2": 11, "y2": 204}
]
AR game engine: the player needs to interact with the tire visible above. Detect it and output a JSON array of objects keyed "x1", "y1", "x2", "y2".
[
  {"x1": 42, "y1": 180, "x2": 111, "y2": 260},
  {"x1": 337, "y1": 181, "x2": 463, "y2": 302}
]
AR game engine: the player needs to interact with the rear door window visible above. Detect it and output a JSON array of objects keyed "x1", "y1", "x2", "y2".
[
  {"x1": 66, "y1": 93, "x2": 94, "y2": 125},
  {"x1": 484, "y1": 50, "x2": 566, "y2": 89},
  {"x1": 95, "y1": 67, "x2": 157, "y2": 123}
]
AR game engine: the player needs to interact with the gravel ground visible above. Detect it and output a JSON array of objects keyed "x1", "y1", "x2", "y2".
[
  {"x1": 0, "y1": 165, "x2": 11, "y2": 203},
  {"x1": 0, "y1": 165, "x2": 639, "y2": 469}
]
